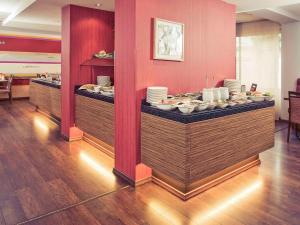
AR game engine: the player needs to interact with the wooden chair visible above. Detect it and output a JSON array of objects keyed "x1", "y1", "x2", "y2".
[
  {"x1": 297, "y1": 78, "x2": 300, "y2": 92},
  {"x1": 0, "y1": 75, "x2": 13, "y2": 103},
  {"x1": 287, "y1": 91, "x2": 300, "y2": 142}
]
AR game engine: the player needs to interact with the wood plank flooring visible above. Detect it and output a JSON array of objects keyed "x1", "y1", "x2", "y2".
[
  {"x1": 0, "y1": 100, "x2": 127, "y2": 225},
  {"x1": 1, "y1": 100, "x2": 300, "y2": 225}
]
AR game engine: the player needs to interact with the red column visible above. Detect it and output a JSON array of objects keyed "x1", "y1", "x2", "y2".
[
  {"x1": 114, "y1": 0, "x2": 152, "y2": 183},
  {"x1": 61, "y1": 5, "x2": 114, "y2": 140}
]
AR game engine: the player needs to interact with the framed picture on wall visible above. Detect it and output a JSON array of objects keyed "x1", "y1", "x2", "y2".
[{"x1": 153, "y1": 18, "x2": 184, "y2": 61}]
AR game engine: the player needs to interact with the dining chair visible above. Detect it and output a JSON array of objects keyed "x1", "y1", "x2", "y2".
[
  {"x1": 0, "y1": 75, "x2": 13, "y2": 103},
  {"x1": 287, "y1": 91, "x2": 300, "y2": 142}
]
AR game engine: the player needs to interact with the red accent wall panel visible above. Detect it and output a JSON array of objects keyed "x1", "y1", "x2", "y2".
[
  {"x1": 115, "y1": 0, "x2": 236, "y2": 181},
  {"x1": 206, "y1": 0, "x2": 236, "y2": 87},
  {"x1": 0, "y1": 36, "x2": 61, "y2": 53},
  {"x1": 61, "y1": 5, "x2": 114, "y2": 138}
]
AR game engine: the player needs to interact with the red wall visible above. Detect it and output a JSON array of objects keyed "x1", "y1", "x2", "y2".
[
  {"x1": 61, "y1": 5, "x2": 114, "y2": 138},
  {"x1": 135, "y1": 0, "x2": 236, "y2": 94},
  {"x1": 115, "y1": 0, "x2": 236, "y2": 181},
  {"x1": 0, "y1": 36, "x2": 61, "y2": 53}
]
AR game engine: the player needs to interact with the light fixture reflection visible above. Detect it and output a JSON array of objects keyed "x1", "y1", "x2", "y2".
[
  {"x1": 80, "y1": 152, "x2": 115, "y2": 181},
  {"x1": 33, "y1": 117, "x2": 49, "y2": 133},
  {"x1": 148, "y1": 200, "x2": 182, "y2": 225},
  {"x1": 191, "y1": 180, "x2": 263, "y2": 225}
]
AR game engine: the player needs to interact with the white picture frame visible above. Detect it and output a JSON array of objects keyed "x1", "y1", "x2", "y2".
[{"x1": 153, "y1": 18, "x2": 185, "y2": 61}]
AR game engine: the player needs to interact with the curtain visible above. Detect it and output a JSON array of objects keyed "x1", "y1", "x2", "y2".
[{"x1": 236, "y1": 21, "x2": 281, "y2": 119}]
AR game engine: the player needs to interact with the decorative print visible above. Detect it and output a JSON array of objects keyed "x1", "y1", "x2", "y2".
[{"x1": 153, "y1": 18, "x2": 184, "y2": 61}]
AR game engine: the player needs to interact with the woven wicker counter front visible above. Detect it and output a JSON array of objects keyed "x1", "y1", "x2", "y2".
[
  {"x1": 75, "y1": 93, "x2": 114, "y2": 157},
  {"x1": 29, "y1": 80, "x2": 61, "y2": 120},
  {"x1": 141, "y1": 104, "x2": 275, "y2": 200}
]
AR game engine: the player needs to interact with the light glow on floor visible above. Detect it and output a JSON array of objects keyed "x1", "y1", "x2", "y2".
[
  {"x1": 148, "y1": 200, "x2": 182, "y2": 225},
  {"x1": 191, "y1": 180, "x2": 263, "y2": 224},
  {"x1": 80, "y1": 152, "x2": 116, "y2": 181},
  {"x1": 33, "y1": 117, "x2": 49, "y2": 134}
]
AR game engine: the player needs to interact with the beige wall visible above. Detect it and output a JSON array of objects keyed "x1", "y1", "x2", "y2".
[
  {"x1": 281, "y1": 22, "x2": 300, "y2": 120},
  {"x1": 0, "y1": 63, "x2": 61, "y2": 74}
]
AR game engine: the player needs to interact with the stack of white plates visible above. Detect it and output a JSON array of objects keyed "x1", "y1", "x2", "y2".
[
  {"x1": 224, "y1": 79, "x2": 241, "y2": 93},
  {"x1": 147, "y1": 87, "x2": 168, "y2": 103},
  {"x1": 97, "y1": 76, "x2": 111, "y2": 86},
  {"x1": 220, "y1": 87, "x2": 229, "y2": 100},
  {"x1": 203, "y1": 88, "x2": 214, "y2": 102}
]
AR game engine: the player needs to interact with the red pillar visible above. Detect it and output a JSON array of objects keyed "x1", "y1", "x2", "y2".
[
  {"x1": 61, "y1": 5, "x2": 114, "y2": 140},
  {"x1": 114, "y1": 0, "x2": 152, "y2": 183}
]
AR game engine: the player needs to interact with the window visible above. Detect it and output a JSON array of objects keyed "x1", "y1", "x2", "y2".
[{"x1": 236, "y1": 21, "x2": 281, "y2": 119}]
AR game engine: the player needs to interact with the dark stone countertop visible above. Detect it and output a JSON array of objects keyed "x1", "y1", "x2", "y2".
[
  {"x1": 31, "y1": 79, "x2": 61, "y2": 89},
  {"x1": 141, "y1": 100, "x2": 275, "y2": 124},
  {"x1": 75, "y1": 89, "x2": 114, "y2": 104}
]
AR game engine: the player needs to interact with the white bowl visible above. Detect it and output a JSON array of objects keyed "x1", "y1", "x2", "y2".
[
  {"x1": 100, "y1": 91, "x2": 114, "y2": 97},
  {"x1": 195, "y1": 103, "x2": 209, "y2": 111},
  {"x1": 178, "y1": 105, "x2": 195, "y2": 114},
  {"x1": 156, "y1": 104, "x2": 177, "y2": 111},
  {"x1": 191, "y1": 100, "x2": 203, "y2": 104},
  {"x1": 94, "y1": 86, "x2": 102, "y2": 93},
  {"x1": 217, "y1": 103, "x2": 229, "y2": 109},
  {"x1": 228, "y1": 102, "x2": 237, "y2": 107},
  {"x1": 250, "y1": 96, "x2": 265, "y2": 102},
  {"x1": 208, "y1": 103, "x2": 217, "y2": 110},
  {"x1": 264, "y1": 96, "x2": 273, "y2": 101}
]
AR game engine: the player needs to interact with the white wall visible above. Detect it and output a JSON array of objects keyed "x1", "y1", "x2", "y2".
[{"x1": 281, "y1": 22, "x2": 300, "y2": 120}]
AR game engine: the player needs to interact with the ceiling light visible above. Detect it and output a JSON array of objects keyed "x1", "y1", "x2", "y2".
[
  {"x1": 2, "y1": 0, "x2": 37, "y2": 26},
  {"x1": 95, "y1": 3, "x2": 102, "y2": 7}
]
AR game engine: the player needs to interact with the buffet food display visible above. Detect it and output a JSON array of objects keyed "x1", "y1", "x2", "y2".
[
  {"x1": 141, "y1": 79, "x2": 275, "y2": 200},
  {"x1": 146, "y1": 79, "x2": 274, "y2": 114},
  {"x1": 79, "y1": 76, "x2": 114, "y2": 97}
]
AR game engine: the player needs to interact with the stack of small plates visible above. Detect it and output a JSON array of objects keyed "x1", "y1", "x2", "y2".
[
  {"x1": 147, "y1": 87, "x2": 168, "y2": 103},
  {"x1": 224, "y1": 79, "x2": 241, "y2": 93},
  {"x1": 97, "y1": 76, "x2": 111, "y2": 86}
]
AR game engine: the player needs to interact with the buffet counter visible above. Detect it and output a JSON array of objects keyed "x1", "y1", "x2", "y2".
[
  {"x1": 29, "y1": 79, "x2": 61, "y2": 120},
  {"x1": 75, "y1": 89, "x2": 114, "y2": 157},
  {"x1": 0, "y1": 76, "x2": 35, "y2": 100},
  {"x1": 141, "y1": 101, "x2": 275, "y2": 200}
]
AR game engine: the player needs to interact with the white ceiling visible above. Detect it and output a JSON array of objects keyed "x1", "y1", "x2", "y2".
[
  {"x1": 0, "y1": 0, "x2": 114, "y2": 38},
  {"x1": 225, "y1": 0, "x2": 300, "y2": 24},
  {"x1": 2, "y1": 0, "x2": 300, "y2": 38}
]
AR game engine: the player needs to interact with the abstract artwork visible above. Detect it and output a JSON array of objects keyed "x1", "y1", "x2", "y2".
[{"x1": 153, "y1": 18, "x2": 184, "y2": 61}]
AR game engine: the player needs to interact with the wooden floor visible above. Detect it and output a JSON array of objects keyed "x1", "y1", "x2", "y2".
[{"x1": 0, "y1": 100, "x2": 300, "y2": 225}]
